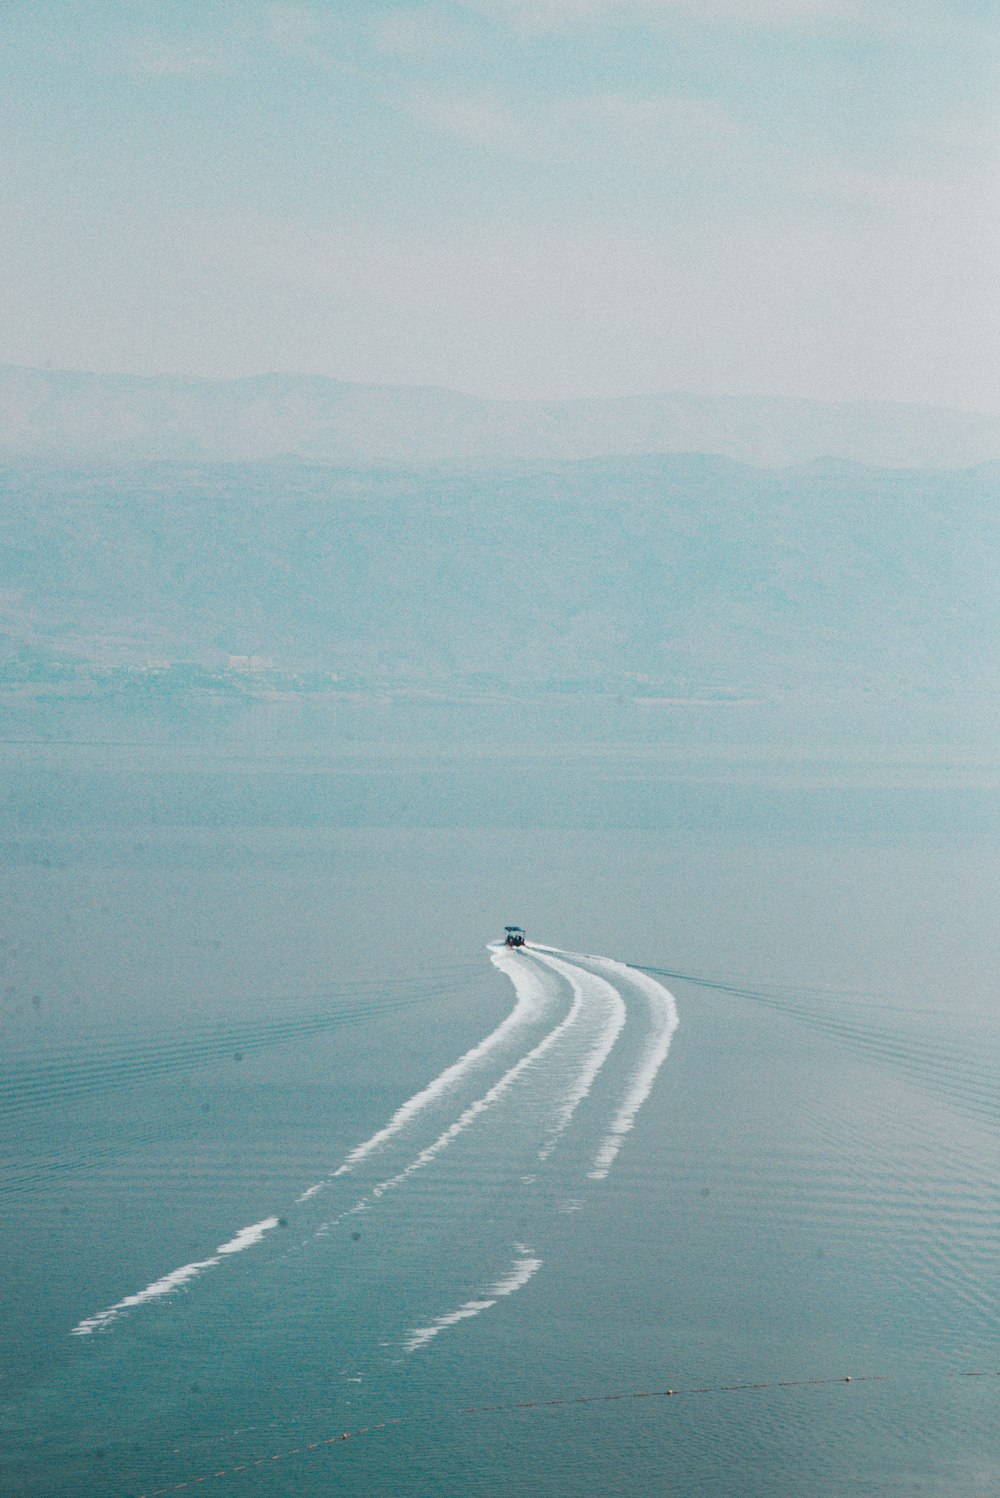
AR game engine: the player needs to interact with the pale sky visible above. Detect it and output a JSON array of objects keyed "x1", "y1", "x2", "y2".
[{"x1": 1, "y1": 0, "x2": 998, "y2": 409}]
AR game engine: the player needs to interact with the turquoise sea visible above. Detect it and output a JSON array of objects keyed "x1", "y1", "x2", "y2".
[{"x1": 2, "y1": 735, "x2": 999, "y2": 1496}]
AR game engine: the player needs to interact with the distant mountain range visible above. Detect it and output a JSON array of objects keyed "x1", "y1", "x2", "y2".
[
  {"x1": 2, "y1": 455, "x2": 997, "y2": 724},
  {"x1": 1, "y1": 366, "x2": 997, "y2": 469}
]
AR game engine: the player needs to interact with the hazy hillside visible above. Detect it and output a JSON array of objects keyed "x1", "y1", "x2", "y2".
[
  {"x1": 1, "y1": 367, "x2": 998, "y2": 469},
  {"x1": 2, "y1": 456, "x2": 997, "y2": 727}
]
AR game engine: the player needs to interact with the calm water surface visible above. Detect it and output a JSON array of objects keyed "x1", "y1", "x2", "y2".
[{"x1": 1, "y1": 805, "x2": 998, "y2": 1495}]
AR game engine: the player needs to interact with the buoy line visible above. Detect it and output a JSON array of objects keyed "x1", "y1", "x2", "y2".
[{"x1": 134, "y1": 1369, "x2": 1000, "y2": 1496}]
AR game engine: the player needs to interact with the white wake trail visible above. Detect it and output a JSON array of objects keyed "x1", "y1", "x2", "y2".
[
  {"x1": 70, "y1": 945, "x2": 675, "y2": 1343},
  {"x1": 72, "y1": 959, "x2": 556, "y2": 1338},
  {"x1": 297, "y1": 949, "x2": 558, "y2": 1202},
  {"x1": 585, "y1": 959, "x2": 678, "y2": 1180},
  {"x1": 324, "y1": 951, "x2": 590, "y2": 1222},
  {"x1": 529, "y1": 949, "x2": 626, "y2": 1161},
  {"x1": 404, "y1": 1243, "x2": 542, "y2": 1353},
  {"x1": 71, "y1": 1217, "x2": 280, "y2": 1336}
]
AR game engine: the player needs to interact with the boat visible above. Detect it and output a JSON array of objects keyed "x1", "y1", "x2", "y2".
[{"x1": 504, "y1": 926, "x2": 526, "y2": 948}]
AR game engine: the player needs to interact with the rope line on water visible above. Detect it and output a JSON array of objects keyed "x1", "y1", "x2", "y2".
[{"x1": 134, "y1": 1369, "x2": 1000, "y2": 1496}]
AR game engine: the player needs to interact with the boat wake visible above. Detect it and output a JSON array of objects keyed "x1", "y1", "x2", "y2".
[
  {"x1": 403, "y1": 1244, "x2": 543, "y2": 1353},
  {"x1": 71, "y1": 944, "x2": 678, "y2": 1348},
  {"x1": 71, "y1": 1217, "x2": 280, "y2": 1336}
]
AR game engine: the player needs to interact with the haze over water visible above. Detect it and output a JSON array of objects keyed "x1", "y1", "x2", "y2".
[{"x1": 3, "y1": 3, "x2": 999, "y2": 1491}]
